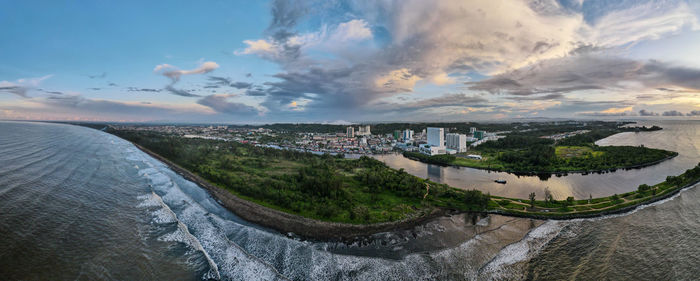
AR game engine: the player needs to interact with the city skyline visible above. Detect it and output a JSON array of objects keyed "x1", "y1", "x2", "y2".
[{"x1": 2, "y1": 0, "x2": 700, "y2": 123}]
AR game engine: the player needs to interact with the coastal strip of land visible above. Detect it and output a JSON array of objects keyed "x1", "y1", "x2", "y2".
[
  {"x1": 102, "y1": 127, "x2": 699, "y2": 240},
  {"x1": 133, "y1": 143, "x2": 448, "y2": 240}
]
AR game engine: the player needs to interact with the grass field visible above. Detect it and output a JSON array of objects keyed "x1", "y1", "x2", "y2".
[{"x1": 555, "y1": 146, "x2": 604, "y2": 158}]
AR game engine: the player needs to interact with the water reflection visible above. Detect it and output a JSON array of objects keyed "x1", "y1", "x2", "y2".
[
  {"x1": 374, "y1": 120, "x2": 700, "y2": 200},
  {"x1": 427, "y1": 164, "x2": 443, "y2": 181}
]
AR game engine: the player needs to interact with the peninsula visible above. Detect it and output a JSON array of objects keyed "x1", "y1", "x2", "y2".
[{"x1": 99, "y1": 124, "x2": 700, "y2": 239}]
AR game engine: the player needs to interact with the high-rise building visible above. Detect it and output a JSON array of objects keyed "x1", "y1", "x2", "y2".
[
  {"x1": 346, "y1": 127, "x2": 354, "y2": 138},
  {"x1": 393, "y1": 130, "x2": 401, "y2": 140},
  {"x1": 474, "y1": 130, "x2": 485, "y2": 140},
  {"x1": 470, "y1": 127, "x2": 477, "y2": 134},
  {"x1": 357, "y1": 125, "x2": 371, "y2": 136},
  {"x1": 446, "y1": 133, "x2": 467, "y2": 153},
  {"x1": 427, "y1": 127, "x2": 444, "y2": 147},
  {"x1": 402, "y1": 129, "x2": 414, "y2": 141}
]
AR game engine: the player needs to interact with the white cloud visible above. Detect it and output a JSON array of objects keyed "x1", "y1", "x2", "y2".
[
  {"x1": 153, "y1": 61, "x2": 219, "y2": 82},
  {"x1": 329, "y1": 19, "x2": 372, "y2": 42},
  {"x1": 0, "y1": 75, "x2": 52, "y2": 97}
]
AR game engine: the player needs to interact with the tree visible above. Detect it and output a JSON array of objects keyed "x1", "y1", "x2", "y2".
[
  {"x1": 529, "y1": 192, "x2": 536, "y2": 208},
  {"x1": 544, "y1": 187, "x2": 553, "y2": 206},
  {"x1": 638, "y1": 184, "x2": 651, "y2": 193},
  {"x1": 566, "y1": 196, "x2": 575, "y2": 205}
]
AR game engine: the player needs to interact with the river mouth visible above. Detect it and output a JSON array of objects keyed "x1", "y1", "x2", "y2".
[
  {"x1": 2, "y1": 120, "x2": 699, "y2": 280},
  {"x1": 322, "y1": 213, "x2": 543, "y2": 260}
]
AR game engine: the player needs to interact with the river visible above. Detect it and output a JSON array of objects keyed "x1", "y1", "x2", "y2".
[
  {"x1": 0, "y1": 120, "x2": 698, "y2": 280},
  {"x1": 374, "y1": 120, "x2": 700, "y2": 200}
]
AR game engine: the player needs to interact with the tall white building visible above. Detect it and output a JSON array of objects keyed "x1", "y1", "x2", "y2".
[
  {"x1": 346, "y1": 127, "x2": 354, "y2": 138},
  {"x1": 357, "y1": 125, "x2": 371, "y2": 136},
  {"x1": 427, "y1": 127, "x2": 444, "y2": 147},
  {"x1": 470, "y1": 127, "x2": 477, "y2": 134},
  {"x1": 402, "y1": 129, "x2": 414, "y2": 141},
  {"x1": 446, "y1": 133, "x2": 467, "y2": 153}
]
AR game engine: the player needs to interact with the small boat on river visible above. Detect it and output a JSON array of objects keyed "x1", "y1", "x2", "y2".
[{"x1": 494, "y1": 179, "x2": 507, "y2": 184}]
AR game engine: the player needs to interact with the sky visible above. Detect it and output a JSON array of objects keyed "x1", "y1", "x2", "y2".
[{"x1": 1, "y1": 0, "x2": 700, "y2": 123}]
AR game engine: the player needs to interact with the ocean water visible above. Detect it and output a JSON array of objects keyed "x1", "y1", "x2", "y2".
[{"x1": 0, "y1": 121, "x2": 698, "y2": 280}]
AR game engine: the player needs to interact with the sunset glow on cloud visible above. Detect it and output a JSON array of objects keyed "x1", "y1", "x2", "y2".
[{"x1": 1, "y1": 0, "x2": 699, "y2": 123}]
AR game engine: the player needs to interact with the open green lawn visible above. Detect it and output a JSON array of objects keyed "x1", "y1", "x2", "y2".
[{"x1": 555, "y1": 146, "x2": 604, "y2": 158}]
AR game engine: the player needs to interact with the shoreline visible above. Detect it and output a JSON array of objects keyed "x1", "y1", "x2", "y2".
[
  {"x1": 105, "y1": 123, "x2": 695, "y2": 239},
  {"x1": 132, "y1": 139, "x2": 697, "y2": 238},
  {"x1": 131, "y1": 143, "x2": 450, "y2": 240},
  {"x1": 489, "y1": 177, "x2": 700, "y2": 220},
  {"x1": 404, "y1": 152, "x2": 679, "y2": 176}
]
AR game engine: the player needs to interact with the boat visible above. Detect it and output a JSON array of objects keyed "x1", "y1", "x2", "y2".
[{"x1": 494, "y1": 179, "x2": 506, "y2": 184}]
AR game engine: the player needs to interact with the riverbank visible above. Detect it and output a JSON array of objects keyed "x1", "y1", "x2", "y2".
[
  {"x1": 134, "y1": 137, "x2": 699, "y2": 237},
  {"x1": 489, "y1": 177, "x2": 700, "y2": 220},
  {"x1": 132, "y1": 143, "x2": 449, "y2": 240},
  {"x1": 403, "y1": 150, "x2": 678, "y2": 176}
]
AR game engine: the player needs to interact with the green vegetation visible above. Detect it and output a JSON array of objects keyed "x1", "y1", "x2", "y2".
[
  {"x1": 406, "y1": 129, "x2": 677, "y2": 173},
  {"x1": 491, "y1": 162, "x2": 700, "y2": 217},
  {"x1": 105, "y1": 126, "x2": 696, "y2": 225},
  {"x1": 111, "y1": 129, "x2": 491, "y2": 224}
]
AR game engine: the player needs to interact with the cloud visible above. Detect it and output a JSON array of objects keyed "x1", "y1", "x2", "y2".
[
  {"x1": 196, "y1": 94, "x2": 260, "y2": 115},
  {"x1": 154, "y1": 61, "x2": 219, "y2": 83},
  {"x1": 0, "y1": 75, "x2": 52, "y2": 98},
  {"x1": 468, "y1": 55, "x2": 700, "y2": 97},
  {"x1": 87, "y1": 72, "x2": 106, "y2": 79},
  {"x1": 245, "y1": 87, "x2": 267, "y2": 96},
  {"x1": 153, "y1": 61, "x2": 219, "y2": 97},
  {"x1": 165, "y1": 85, "x2": 200, "y2": 97},
  {"x1": 127, "y1": 87, "x2": 162, "y2": 93},
  {"x1": 372, "y1": 93, "x2": 489, "y2": 112},
  {"x1": 207, "y1": 76, "x2": 252, "y2": 89},
  {"x1": 0, "y1": 93, "x2": 213, "y2": 122},
  {"x1": 231, "y1": 82, "x2": 253, "y2": 89},
  {"x1": 578, "y1": 111, "x2": 630, "y2": 117},
  {"x1": 662, "y1": 110, "x2": 685, "y2": 116},
  {"x1": 232, "y1": 0, "x2": 700, "y2": 119},
  {"x1": 639, "y1": 109, "x2": 659, "y2": 116}
]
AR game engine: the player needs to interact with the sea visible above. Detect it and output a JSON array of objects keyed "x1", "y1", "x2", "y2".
[{"x1": 0, "y1": 120, "x2": 698, "y2": 280}]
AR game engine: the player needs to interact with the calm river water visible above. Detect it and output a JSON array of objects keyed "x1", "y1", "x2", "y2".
[{"x1": 0, "y1": 120, "x2": 698, "y2": 280}]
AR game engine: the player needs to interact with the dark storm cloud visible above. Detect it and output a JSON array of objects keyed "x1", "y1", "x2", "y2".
[
  {"x1": 197, "y1": 94, "x2": 259, "y2": 115},
  {"x1": 639, "y1": 109, "x2": 659, "y2": 116}
]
